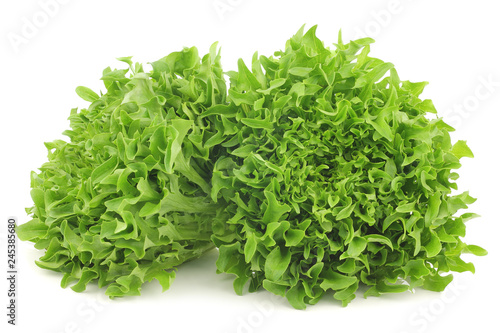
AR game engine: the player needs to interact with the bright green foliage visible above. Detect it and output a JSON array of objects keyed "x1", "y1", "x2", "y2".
[
  {"x1": 16, "y1": 44, "x2": 227, "y2": 297},
  {"x1": 17, "y1": 26, "x2": 485, "y2": 307},
  {"x1": 208, "y1": 26, "x2": 486, "y2": 308}
]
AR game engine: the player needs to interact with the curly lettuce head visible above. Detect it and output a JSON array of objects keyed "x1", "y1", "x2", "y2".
[
  {"x1": 17, "y1": 44, "x2": 227, "y2": 297},
  {"x1": 208, "y1": 26, "x2": 486, "y2": 309}
]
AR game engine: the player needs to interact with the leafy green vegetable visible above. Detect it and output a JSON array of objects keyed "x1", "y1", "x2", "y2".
[
  {"x1": 16, "y1": 43, "x2": 228, "y2": 297},
  {"x1": 208, "y1": 26, "x2": 486, "y2": 308},
  {"x1": 17, "y1": 26, "x2": 485, "y2": 308}
]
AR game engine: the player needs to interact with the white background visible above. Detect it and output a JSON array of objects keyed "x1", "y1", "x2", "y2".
[{"x1": 1, "y1": 1, "x2": 499, "y2": 332}]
